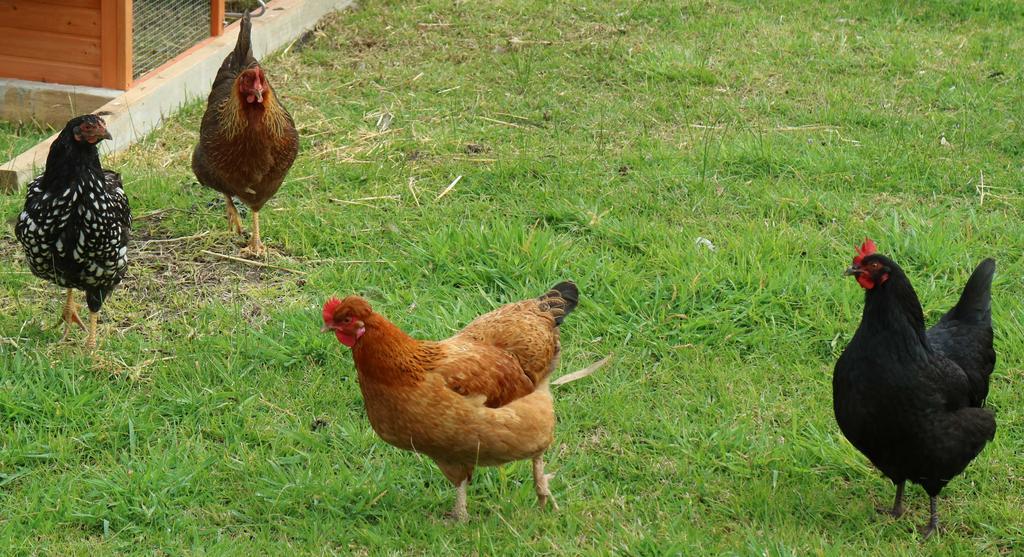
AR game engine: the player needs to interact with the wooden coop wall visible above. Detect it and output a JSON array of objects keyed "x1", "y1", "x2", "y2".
[{"x1": 0, "y1": 0, "x2": 131, "y2": 89}]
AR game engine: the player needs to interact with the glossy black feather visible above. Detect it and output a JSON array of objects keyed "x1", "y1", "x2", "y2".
[
  {"x1": 926, "y1": 259, "x2": 996, "y2": 406},
  {"x1": 14, "y1": 115, "x2": 131, "y2": 312},
  {"x1": 538, "y1": 281, "x2": 578, "y2": 326},
  {"x1": 833, "y1": 255, "x2": 995, "y2": 498}
]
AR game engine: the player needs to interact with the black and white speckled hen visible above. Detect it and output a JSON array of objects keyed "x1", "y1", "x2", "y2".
[
  {"x1": 15, "y1": 114, "x2": 131, "y2": 350},
  {"x1": 833, "y1": 239, "x2": 996, "y2": 538},
  {"x1": 192, "y1": 11, "x2": 299, "y2": 257}
]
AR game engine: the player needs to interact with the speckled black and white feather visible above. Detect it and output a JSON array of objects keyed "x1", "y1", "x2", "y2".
[{"x1": 14, "y1": 115, "x2": 131, "y2": 313}]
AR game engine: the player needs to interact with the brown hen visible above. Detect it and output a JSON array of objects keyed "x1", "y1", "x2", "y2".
[{"x1": 192, "y1": 12, "x2": 299, "y2": 257}]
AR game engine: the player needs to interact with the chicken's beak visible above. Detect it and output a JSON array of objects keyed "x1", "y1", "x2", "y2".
[
  {"x1": 320, "y1": 324, "x2": 330, "y2": 333},
  {"x1": 844, "y1": 266, "x2": 861, "y2": 276},
  {"x1": 254, "y1": 88, "x2": 264, "y2": 103},
  {"x1": 78, "y1": 125, "x2": 112, "y2": 143}
]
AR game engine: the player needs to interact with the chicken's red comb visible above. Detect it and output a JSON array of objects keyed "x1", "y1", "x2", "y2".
[
  {"x1": 322, "y1": 297, "x2": 343, "y2": 323},
  {"x1": 852, "y1": 238, "x2": 878, "y2": 265}
]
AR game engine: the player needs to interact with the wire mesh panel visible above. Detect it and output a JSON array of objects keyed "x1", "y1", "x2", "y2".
[{"x1": 133, "y1": 0, "x2": 216, "y2": 79}]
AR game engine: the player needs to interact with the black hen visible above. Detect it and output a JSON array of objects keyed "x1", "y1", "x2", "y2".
[
  {"x1": 14, "y1": 115, "x2": 131, "y2": 349},
  {"x1": 833, "y1": 239, "x2": 996, "y2": 538}
]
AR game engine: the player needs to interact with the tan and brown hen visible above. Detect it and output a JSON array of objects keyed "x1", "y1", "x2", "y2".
[{"x1": 322, "y1": 282, "x2": 597, "y2": 520}]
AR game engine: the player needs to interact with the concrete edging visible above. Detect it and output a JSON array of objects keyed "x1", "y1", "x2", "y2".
[{"x1": 0, "y1": 80, "x2": 121, "y2": 129}]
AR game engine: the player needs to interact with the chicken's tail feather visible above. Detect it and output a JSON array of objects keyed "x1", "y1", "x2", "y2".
[
  {"x1": 949, "y1": 258, "x2": 995, "y2": 324},
  {"x1": 552, "y1": 354, "x2": 612, "y2": 386},
  {"x1": 233, "y1": 11, "x2": 255, "y2": 68},
  {"x1": 539, "y1": 281, "x2": 579, "y2": 325}
]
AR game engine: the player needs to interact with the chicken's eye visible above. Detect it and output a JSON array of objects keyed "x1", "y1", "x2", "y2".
[{"x1": 342, "y1": 316, "x2": 354, "y2": 324}]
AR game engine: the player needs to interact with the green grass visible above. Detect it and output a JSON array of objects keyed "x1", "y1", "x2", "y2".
[
  {"x1": 2, "y1": 0, "x2": 1024, "y2": 554},
  {"x1": 0, "y1": 120, "x2": 53, "y2": 162}
]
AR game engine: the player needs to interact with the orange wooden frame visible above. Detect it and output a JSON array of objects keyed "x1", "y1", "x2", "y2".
[
  {"x1": 99, "y1": 0, "x2": 131, "y2": 89},
  {"x1": 212, "y1": 0, "x2": 226, "y2": 37}
]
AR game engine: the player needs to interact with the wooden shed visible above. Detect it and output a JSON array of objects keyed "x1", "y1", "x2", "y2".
[{"x1": 0, "y1": 0, "x2": 227, "y2": 91}]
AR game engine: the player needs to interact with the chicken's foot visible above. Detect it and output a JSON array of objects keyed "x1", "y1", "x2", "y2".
[
  {"x1": 57, "y1": 289, "x2": 86, "y2": 341},
  {"x1": 876, "y1": 481, "x2": 905, "y2": 518},
  {"x1": 240, "y1": 210, "x2": 266, "y2": 258},
  {"x1": 85, "y1": 312, "x2": 99, "y2": 350},
  {"x1": 533, "y1": 456, "x2": 559, "y2": 511},
  {"x1": 918, "y1": 496, "x2": 939, "y2": 539},
  {"x1": 225, "y1": 194, "x2": 244, "y2": 235},
  {"x1": 445, "y1": 478, "x2": 469, "y2": 522}
]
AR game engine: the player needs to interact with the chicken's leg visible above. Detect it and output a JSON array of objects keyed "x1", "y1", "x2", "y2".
[
  {"x1": 877, "y1": 481, "x2": 905, "y2": 518},
  {"x1": 919, "y1": 496, "x2": 939, "y2": 539},
  {"x1": 58, "y1": 289, "x2": 86, "y2": 341},
  {"x1": 85, "y1": 311, "x2": 99, "y2": 350},
  {"x1": 436, "y1": 462, "x2": 472, "y2": 521},
  {"x1": 225, "y1": 194, "x2": 244, "y2": 235},
  {"x1": 448, "y1": 478, "x2": 469, "y2": 521},
  {"x1": 240, "y1": 210, "x2": 266, "y2": 257},
  {"x1": 532, "y1": 455, "x2": 559, "y2": 511}
]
